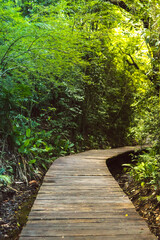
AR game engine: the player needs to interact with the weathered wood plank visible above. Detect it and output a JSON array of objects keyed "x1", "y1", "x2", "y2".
[
  {"x1": 19, "y1": 147, "x2": 156, "y2": 239},
  {"x1": 19, "y1": 236, "x2": 155, "y2": 240}
]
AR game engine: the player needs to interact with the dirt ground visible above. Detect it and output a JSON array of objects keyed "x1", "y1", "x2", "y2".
[{"x1": 0, "y1": 181, "x2": 40, "y2": 240}]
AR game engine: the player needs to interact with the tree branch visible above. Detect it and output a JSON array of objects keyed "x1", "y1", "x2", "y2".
[
  {"x1": 128, "y1": 54, "x2": 140, "y2": 70},
  {"x1": 107, "y1": 0, "x2": 131, "y2": 12},
  {"x1": 107, "y1": 0, "x2": 149, "y2": 28},
  {"x1": 0, "y1": 35, "x2": 30, "y2": 66}
]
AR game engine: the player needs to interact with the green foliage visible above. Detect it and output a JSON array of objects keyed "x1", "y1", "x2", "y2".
[
  {"x1": 0, "y1": 174, "x2": 11, "y2": 185},
  {"x1": 156, "y1": 195, "x2": 160, "y2": 202},
  {"x1": 124, "y1": 150, "x2": 160, "y2": 189},
  {"x1": 0, "y1": 0, "x2": 159, "y2": 187},
  {"x1": 0, "y1": 168, "x2": 11, "y2": 185},
  {"x1": 52, "y1": 136, "x2": 74, "y2": 156}
]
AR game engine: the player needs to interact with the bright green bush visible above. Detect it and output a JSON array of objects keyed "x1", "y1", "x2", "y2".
[{"x1": 124, "y1": 150, "x2": 160, "y2": 190}]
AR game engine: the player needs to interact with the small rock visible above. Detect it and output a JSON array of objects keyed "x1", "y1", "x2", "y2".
[
  {"x1": 4, "y1": 234, "x2": 9, "y2": 238},
  {"x1": 2, "y1": 224, "x2": 10, "y2": 228}
]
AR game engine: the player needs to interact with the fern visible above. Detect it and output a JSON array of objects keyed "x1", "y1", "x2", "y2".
[{"x1": 0, "y1": 175, "x2": 11, "y2": 185}]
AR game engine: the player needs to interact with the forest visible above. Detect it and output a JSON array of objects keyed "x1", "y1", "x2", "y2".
[{"x1": 0, "y1": 0, "x2": 160, "y2": 238}]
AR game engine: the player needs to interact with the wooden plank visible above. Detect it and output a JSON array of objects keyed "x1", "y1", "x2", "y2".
[
  {"x1": 19, "y1": 236, "x2": 155, "y2": 240},
  {"x1": 19, "y1": 147, "x2": 156, "y2": 239},
  {"x1": 20, "y1": 228, "x2": 154, "y2": 237}
]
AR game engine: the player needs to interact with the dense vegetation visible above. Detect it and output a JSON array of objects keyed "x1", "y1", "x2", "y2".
[{"x1": 0, "y1": 0, "x2": 160, "y2": 194}]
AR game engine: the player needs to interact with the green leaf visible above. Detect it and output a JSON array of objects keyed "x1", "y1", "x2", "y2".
[
  {"x1": 0, "y1": 168, "x2": 5, "y2": 175},
  {"x1": 23, "y1": 138, "x2": 31, "y2": 147},
  {"x1": 141, "y1": 181, "x2": 145, "y2": 187},
  {"x1": 122, "y1": 163, "x2": 132, "y2": 167},
  {"x1": 0, "y1": 175, "x2": 11, "y2": 185},
  {"x1": 42, "y1": 163, "x2": 47, "y2": 170},
  {"x1": 30, "y1": 147, "x2": 38, "y2": 152},
  {"x1": 68, "y1": 143, "x2": 74, "y2": 148},
  {"x1": 26, "y1": 128, "x2": 31, "y2": 138},
  {"x1": 157, "y1": 195, "x2": 160, "y2": 202},
  {"x1": 28, "y1": 159, "x2": 36, "y2": 165}
]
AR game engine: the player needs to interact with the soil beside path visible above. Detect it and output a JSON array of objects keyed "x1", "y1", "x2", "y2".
[{"x1": 0, "y1": 181, "x2": 41, "y2": 240}]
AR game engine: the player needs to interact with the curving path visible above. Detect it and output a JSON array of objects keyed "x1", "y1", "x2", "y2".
[{"x1": 19, "y1": 146, "x2": 156, "y2": 240}]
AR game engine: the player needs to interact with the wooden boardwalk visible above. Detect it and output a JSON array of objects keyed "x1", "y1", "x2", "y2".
[{"x1": 19, "y1": 147, "x2": 156, "y2": 240}]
